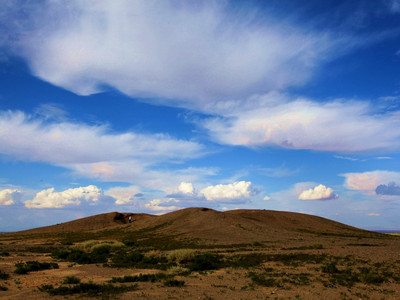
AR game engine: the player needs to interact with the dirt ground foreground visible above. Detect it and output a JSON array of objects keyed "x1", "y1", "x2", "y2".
[{"x1": 0, "y1": 209, "x2": 399, "y2": 299}]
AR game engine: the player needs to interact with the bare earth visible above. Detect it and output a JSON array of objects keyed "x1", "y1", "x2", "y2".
[{"x1": 0, "y1": 208, "x2": 399, "y2": 299}]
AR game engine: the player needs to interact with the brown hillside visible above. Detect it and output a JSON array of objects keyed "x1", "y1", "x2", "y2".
[
  {"x1": 19, "y1": 212, "x2": 155, "y2": 234},
  {"x1": 124, "y1": 207, "x2": 378, "y2": 243},
  {"x1": 13, "y1": 208, "x2": 379, "y2": 244}
]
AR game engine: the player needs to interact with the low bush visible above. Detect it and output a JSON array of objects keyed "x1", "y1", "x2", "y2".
[
  {"x1": 164, "y1": 279, "x2": 185, "y2": 287},
  {"x1": 169, "y1": 265, "x2": 190, "y2": 275},
  {"x1": 321, "y1": 262, "x2": 339, "y2": 274},
  {"x1": 228, "y1": 253, "x2": 267, "y2": 269},
  {"x1": 358, "y1": 267, "x2": 386, "y2": 284},
  {"x1": 248, "y1": 272, "x2": 280, "y2": 287},
  {"x1": 52, "y1": 248, "x2": 109, "y2": 264},
  {"x1": 0, "y1": 285, "x2": 8, "y2": 291},
  {"x1": 111, "y1": 273, "x2": 168, "y2": 283},
  {"x1": 0, "y1": 270, "x2": 9, "y2": 280},
  {"x1": 39, "y1": 282, "x2": 138, "y2": 296},
  {"x1": 63, "y1": 276, "x2": 81, "y2": 284},
  {"x1": 14, "y1": 261, "x2": 59, "y2": 274},
  {"x1": 188, "y1": 253, "x2": 222, "y2": 271},
  {"x1": 167, "y1": 249, "x2": 197, "y2": 264},
  {"x1": 110, "y1": 251, "x2": 170, "y2": 269}
]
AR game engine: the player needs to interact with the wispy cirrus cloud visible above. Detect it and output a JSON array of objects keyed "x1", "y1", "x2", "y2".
[{"x1": 1, "y1": 0, "x2": 369, "y2": 108}]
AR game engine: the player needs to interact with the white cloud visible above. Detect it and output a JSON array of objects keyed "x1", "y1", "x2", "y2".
[
  {"x1": 105, "y1": 186, "x2": 139, "y2": 205},
  {"x1": 342, "y1": 170, "x2": 400, "y2": 192},
  {"x1": 25, "y1": 185, "x2": 102, "y2": 208},
  {"x1": 199, "y1": 181, "x2": 257, "y2": 201},
  {"x1": 263, "y1": 196, "x2": 271, "y2": 201},
  {"x1": 176, "y1": 182, "x2": 194, "y2": 194},
  {"x1": 201, "y1": 94, "x2": 400, "y2": 153},
  {"x1": 0, "y1": 110, "x2": 208, "y2": 187},
  {"x1": 0, "y1": 111, "x2": 203, "y2": 165},
  {"x1": 144, "y1": 198, "x2": 181, "y2": 212},
  {"x1": 298, "y1": 184, "x2": 338, "y2": 201},
  {"x1": 368, "y1": 213, "x2": 380, "y2": 217},
  {"x1": 0, "y1": 189, "x2": 21, "y2": 205},
  {"x1": 4, "y1": 1, "x2": 360, "y2": 107}
]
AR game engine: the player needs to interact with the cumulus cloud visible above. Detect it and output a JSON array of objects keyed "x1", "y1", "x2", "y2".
[
  {"x1": 105, "y1": 186, "x2": 139, "y2": 205},
  {"x1": 199, "y1": 181, "x2": 257, "y2": 201},
  {"x1": 342, "y1": 170, "x2": 400, "y2": 192},
  {"x1": 176, "y1": 182, "x2": 195, "y2": 194},
  {"x1": 144, "y1": 199, "x2": 181, "y2": 212},
  {"x1": 166, "y1": 181, "x2": 259, "y2": 206},
  {"x1": 298, "y1": 184, "x2": 338, "y2": 201},
  {"x1": 375, "y1": 182, "x2": 400, "y2": 195},
  {"x1": 2, "y1": 0, "x2": 362, "y2": 107},
  {"x1": 25, "y1": 185, "x2": 102, "y2": 208},
  {"x1": 200, "y1": 94, "x2": 400, "y2": 153},
  {"x1": 0, "y1": 189, "x2": 21, "y2": 205}
]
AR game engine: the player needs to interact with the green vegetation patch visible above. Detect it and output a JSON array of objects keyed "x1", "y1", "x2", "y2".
[
  {"x1": 52, "y1": 247, "x2": 110, "y2": 264},
  {"x1": 14, "y1": 261, "x2": 59, "y2": 274},
  {"x1": 320, "y1": 262, "x2": 394, "y2": 287},
  {"x1": 110, "y1": 250, "x2": 171, "y2": 269}
]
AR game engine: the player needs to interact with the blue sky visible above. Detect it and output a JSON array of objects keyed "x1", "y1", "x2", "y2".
[{"x1": 1, "y1": 0, "x2": 400, "y2": 231}]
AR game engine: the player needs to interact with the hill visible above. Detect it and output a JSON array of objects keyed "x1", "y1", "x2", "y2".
[{"x1": 13, "y1": 208, "x2": 380, "y2": 244}]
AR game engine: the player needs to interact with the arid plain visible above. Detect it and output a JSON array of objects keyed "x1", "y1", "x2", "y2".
[{"x1": 0, "y1": 208, "x2": 399, "y2": 299}]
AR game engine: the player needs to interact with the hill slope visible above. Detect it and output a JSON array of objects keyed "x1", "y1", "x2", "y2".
[{"x1": 13, "y1": 208, "x2": 380, "y2": 244}]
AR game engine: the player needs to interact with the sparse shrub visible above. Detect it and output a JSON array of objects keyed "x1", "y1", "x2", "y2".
[
  {"x1": 77, "y1": 240, "x2": 99, "y2": 250},
  {"x1": 311, "y1": 243, "x2": 323, "y2": 249},
  {"x1": 14, "y1": 261, "x2": 59, "y2": 274},
  {"x1": 52, "y1": 248, "x2": 109, "y2": 264},
  {"x1": 358, "y1": 267, "x2": 386, "y2": 284},
  {"x1": 76, "y1": 240, "x2": 124, "y2": 252},
  {"x1": 122, "y1": 238, "x2": 137, "y2": 247},
  {"x1": 0, "y1": 285, "x2": 8, "y2": 291},
  {"x1": 189, "y1": 253, "x2": 222, "y2": 271},
  {"x1": 111, "y1": 273, "x2": 168, "y2": 283},
  {"x1": 167, "y1": 249, "x2": 197, "y2": 264},
  {"x1": 248, "y1": 272, "x2": 280, "y2": 287},
  {"x1": 164, "y1": 279, "x2": 185, "y2": 287},
  {"x1": 229, "y1": 253, "x2": 267, "y2": 269},
  {"x1": 0, "y1": 270, "x2": 9, "y2": 280},
  {"x1": 169, "y1": 265, "x2": 190, "y2": 275},
  {"x1": 321, "y1": 262, "x2": 339, "y2": 274},
  {"x1": 0, "y1": 252, "x2": 9, "y2": 257},
  {"x1": 63, "y1": 276, "x2": 81, "y2": 284},
  {"x1": 38, "y1": 282, "x2": 138, "y2": 296},
  {"x1": 252, "y1": 241, "x2": 263, "y2": 247},
  {"x1": 111, "y1": 251, "x2": 144, "y2": 267}
]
